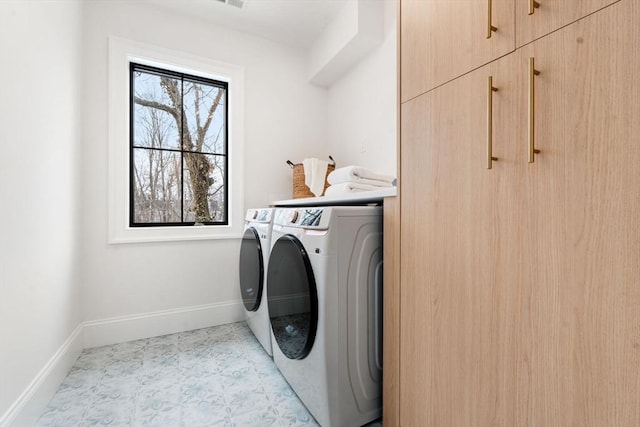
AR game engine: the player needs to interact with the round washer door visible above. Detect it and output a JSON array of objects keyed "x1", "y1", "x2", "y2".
[
  {"x1": 238, "y1": 227, "x2": 264, "y2": 312},
  {"x1": 267, "y1": 234, "x2": 318, "y2": 360}
]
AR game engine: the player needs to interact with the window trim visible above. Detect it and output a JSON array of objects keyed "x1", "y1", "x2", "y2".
[{"x1": 108, "y1": 36, "x2": 245, "y2": 243}]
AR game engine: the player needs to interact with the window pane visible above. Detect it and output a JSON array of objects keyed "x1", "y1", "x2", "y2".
[
  {"x1": 129, "y1": 63, "x2": 229, "y2": 228},
  {"x1": 132, "y1": 71, "x2": 181, "y2": 150},
  {"x1": 132, "y1": 148, "x2": 181, "y2": 223},
  {"x1": 183, "y1": 81, "x2": 226, "y2": 155},
  {"x1": 183, "y1": 153, "x2": 226, "y2": 223}
]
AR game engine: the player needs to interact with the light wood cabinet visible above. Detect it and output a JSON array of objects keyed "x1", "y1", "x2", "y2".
[
  {"x1": 400, "y1": 0, "x2": 515, "y2": 102},
  {"x1": 515, "y1": 0, "x2": 620, "y2": 47},
  {"x1": 400, "y1": 51, "x2": 524, "y2": 425},
  {"x1": 394, "y1": 1, "x2": 640, "y2": 425},
  {"x1": 516, "y1": 5, "x2": 640, "y2": 423}
]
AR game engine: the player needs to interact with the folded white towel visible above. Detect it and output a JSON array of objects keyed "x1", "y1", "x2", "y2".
[
  {"x1": 302, "y1": 158, "x2": 330, "y2": 197},
  {"x1": 341, "y1": 177, "x2": 393, "y2": 187},
  {"x1": 327, "y1": 166, "x2": 395, "y2": 185},
  {"x1": 324, "y1": 182, "x2": 382, "y2": 196}
]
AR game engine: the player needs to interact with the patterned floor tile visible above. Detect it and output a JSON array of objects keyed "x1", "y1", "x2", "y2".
[
  {"x1": 83, "y1": 398, "x2": 136, "y2": 426},
  {"x1": 231, "y1": 406, "x2": 284, "y2": 427},
  {"x1": 37, "y1": 321, "x2": 374, "y2": 427},
  {"x1": 133, "y1": 394, "x2": 182, "y2": 427},
  {"x1": 273, "y1": 399, "x2": 320, "y2": 427},
  {"x1": 181, "y1": 399, "x2": 230, "y2": 426}
]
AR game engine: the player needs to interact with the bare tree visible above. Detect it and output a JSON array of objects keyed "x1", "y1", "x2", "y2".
[
  {"x1": 133, "y1": 73, "x2": 225, "y2": 222},
  {"x1": 132, "y1": 100, "x2": 181, "y2": 222}
]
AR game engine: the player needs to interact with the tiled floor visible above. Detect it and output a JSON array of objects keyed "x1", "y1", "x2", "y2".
[{"x1": 37, "y1": 322, "x2": 321, "y2": 426}]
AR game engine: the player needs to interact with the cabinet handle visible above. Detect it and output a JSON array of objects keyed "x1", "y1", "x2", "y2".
[
  {"x1": 528, "y1": 57, "x2": 541, "y2": 163},
  {"x1": 487, "y1": 76, "x2": 499, "y2": 169},
  {"x1": 487, "y1": 0, "x2": 498, "y2": 38},
  {"x1": 529, "y1": 0, "x2": 541, "y2": 15}
]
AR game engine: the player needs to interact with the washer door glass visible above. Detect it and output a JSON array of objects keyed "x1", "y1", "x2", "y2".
[
  {"x1": 239, "y1": 227, "x2": 263, "y2": 312},
  {"x1": 267, "y1": 234, "x2": 318, "y2": 360}
]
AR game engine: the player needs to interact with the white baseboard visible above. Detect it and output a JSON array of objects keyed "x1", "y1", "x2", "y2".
[
  {"x1": 1, "y1": 300, "x2": 245, "y2": 426},
  {"x1": 83, "y1": 300, "x2": 245, "y2": 348},
  {"x1": 0, "y1": 324, "x2": 83, "y2": 427}
]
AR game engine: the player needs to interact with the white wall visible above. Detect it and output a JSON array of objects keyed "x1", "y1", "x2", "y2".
[
  {"x1": 80, "y1": 2, "x2": 328, "y2": 330},
  {"x1": 0, "y1": 0, "x2": 83, "y2": 424},
  {"x1": 327, "y1": 0, "x2": 397, "y2": 176}
]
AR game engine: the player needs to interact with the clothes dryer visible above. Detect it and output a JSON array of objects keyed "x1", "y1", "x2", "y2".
[
  {"x1": 239, "y1": 208, "x2": 274, "y2": 356},
  {"x1": 267, "y1": 206, "x2": 382, "y2": 427}
]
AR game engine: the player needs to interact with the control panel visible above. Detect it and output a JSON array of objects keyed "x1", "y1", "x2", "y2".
[
  {"x1": 245, "y1": 208, "x2": 273, "y2": 223},
  {"x1": 256, "y1": 209, "x2": 272, "y2": 222},
  {"x1": 274, "y1": 208, "x2": 328, "y2": 229},
  {"x1": 300, "y1": 209, "x2": 323, "y2": 226}
]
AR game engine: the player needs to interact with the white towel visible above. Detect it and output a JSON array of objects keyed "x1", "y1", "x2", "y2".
[
  {"x1": 327, "y1": 166, "x2": 395, "y2": 185},
  {"x1": 324, "y1": 182, "x2": 382, "y2": 197},
  {"x1": 302, "y1": 158, "x2": 330, "y2": 197},
  {"x1": 338, "y1": 177, "x2": 393, "y2": 187}
]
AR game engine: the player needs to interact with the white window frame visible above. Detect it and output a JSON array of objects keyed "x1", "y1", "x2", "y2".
[{"x1": 108, "y1": 37, "x2": 245, "y2": 243}]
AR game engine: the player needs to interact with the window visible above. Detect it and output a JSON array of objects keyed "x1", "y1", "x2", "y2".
[
  {"x1": 109, "y1": 37, "x2": 245, "y2": 243},
  {"x1": 130, "y1": 63, "x2": 228, "y2": 226}
]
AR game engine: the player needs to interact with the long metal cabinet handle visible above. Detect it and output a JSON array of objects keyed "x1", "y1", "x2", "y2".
[
  {"x1": 528, "y1": 57, "x2": 541, "y2": 163},
  {"x1": 487, "y1": 0, "x2": 498, "y2": 38},
  {"x1": 529, "y1": 0, "x2": 541, "y2": 15},
  {"x1": 487, "y1": 76, "x2": 499, "y2": 169}
]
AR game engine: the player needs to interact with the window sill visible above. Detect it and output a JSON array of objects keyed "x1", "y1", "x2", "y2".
[{"x1": 108, "y1": 224, "x2": 243, "y2": 244}]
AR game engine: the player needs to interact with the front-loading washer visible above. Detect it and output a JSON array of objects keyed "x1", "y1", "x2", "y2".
[
  {"x1": 238, "y1": 208, "x2": 274, "y2": 356},
  {"x1": 266, "y1": 206, "x2": 383, "y2": 427}
]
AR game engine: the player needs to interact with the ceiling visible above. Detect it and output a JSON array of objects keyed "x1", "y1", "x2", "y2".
[{"x1": 143, "y1": 0, "x2": 349, "y2": 49}]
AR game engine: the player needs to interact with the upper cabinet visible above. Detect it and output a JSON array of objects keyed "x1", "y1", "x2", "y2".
[
  {"x1": 400, "y1": 0, "x2": 515, "y2": 102},
  {"x1": 400, "y1": 0, "x2": 621, "y2": 102},
  {"x1": 516, "y1": 0, "x2": 620, "y2": 47}
]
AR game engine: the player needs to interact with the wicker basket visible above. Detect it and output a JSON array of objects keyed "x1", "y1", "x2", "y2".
[{"x1": 287, "y1": 156, "x2": 335, "y2": 199}]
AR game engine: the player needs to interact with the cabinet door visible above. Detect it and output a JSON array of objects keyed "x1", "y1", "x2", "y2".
[
  {"x1": 400, "y1": 0, "x2": 515, "y2": 102},
  {"x1": 518, "y1": 1, "x2": 640, "y2": 424},
  {"x1": 399, "y1": 52, "x2": 524, "y2": 425},
  {"x1": 516, "y1": 0, "x2": 619, "y2": 47}
]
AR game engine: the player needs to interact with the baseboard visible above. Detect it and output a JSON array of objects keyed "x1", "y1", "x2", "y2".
[
  {"x1": 0, "y1": 324, "x2": 83, "y2": 427},
  {"x1": 83, "y1": 300, "x2": 245, "y2": 348}
]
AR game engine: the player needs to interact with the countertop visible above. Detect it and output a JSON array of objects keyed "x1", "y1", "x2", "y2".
[{"x1": 271, "y1": 187, "x2": 396, "y2": 207}]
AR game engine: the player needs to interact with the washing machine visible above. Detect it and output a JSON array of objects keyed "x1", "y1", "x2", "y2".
[
  {"x1": 266, "y1": 206, "x2": 383, "y2": 427},
  {"x1": 238, "y1": 208, "x2": 274, "y2": 356}
]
